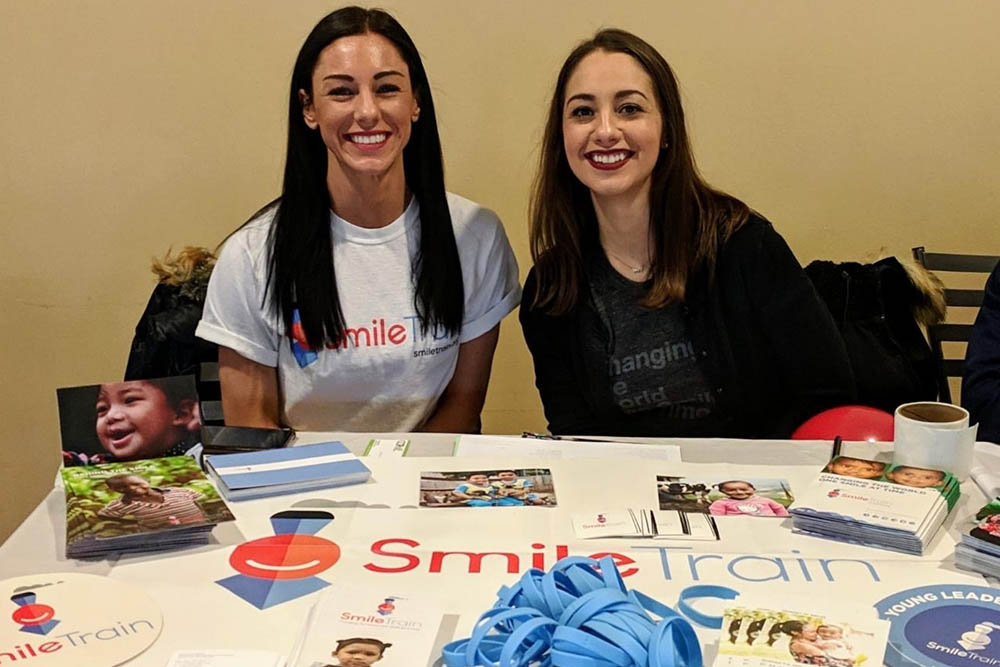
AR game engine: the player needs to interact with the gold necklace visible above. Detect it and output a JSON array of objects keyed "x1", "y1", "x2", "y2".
[{"x1": 603, "y1": 246, "x2": 649, "y2": 275}]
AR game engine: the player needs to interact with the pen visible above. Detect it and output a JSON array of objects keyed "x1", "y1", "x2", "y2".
[
  {"x1": 831, "y1": 435, "x2": 843, "y2": 459},
  {"x1": 520, "y1": 432, "x2": 646, "y2": 445}
]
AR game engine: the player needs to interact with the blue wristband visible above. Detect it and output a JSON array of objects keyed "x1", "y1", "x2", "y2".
[
  {"x1": 441, "y1": 555, "x2": 704, "y2": 666},
  {"x1": 675, "y1": 584, "x2": 740, "y2": 629}
]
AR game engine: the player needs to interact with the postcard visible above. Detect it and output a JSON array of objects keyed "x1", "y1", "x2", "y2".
[
  {"x1": 418, "y1": 468, "x2": 556, "y2": 508},
  {"x1": 714, "y1": 604, "x2": 889, "y2": 666},
  {"x1": 57, "y1": 375, "x2": 201, "y2": 466},
  {"x1": 656, "y1": 476, "x2": 793, "y2": 517}
]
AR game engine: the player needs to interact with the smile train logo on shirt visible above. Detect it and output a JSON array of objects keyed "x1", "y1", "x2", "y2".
[{"x1": 289, "y1": 308, "x2": 455, "y2": 368}]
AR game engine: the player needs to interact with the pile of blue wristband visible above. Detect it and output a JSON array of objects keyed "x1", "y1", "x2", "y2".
[{"x1": 441, "y1": 555, "x2": 703, "y2": 666}]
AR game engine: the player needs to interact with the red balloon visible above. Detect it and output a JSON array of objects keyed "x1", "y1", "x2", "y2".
[{"x1": 792, "y1": 405, "x2": 895, "y2": 442}]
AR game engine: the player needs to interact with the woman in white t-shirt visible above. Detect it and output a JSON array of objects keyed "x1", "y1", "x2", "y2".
[{"x1": 197, "y1": 7, "x2": 520, "y2": 432}]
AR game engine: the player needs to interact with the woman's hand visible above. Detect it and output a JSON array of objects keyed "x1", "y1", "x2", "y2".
[
  {"x1": 218, "y1": 346, "x2": 281, "y2": 428},
  {"x1": 419, "y1": 324, "x2": 501, "y2": 433}
]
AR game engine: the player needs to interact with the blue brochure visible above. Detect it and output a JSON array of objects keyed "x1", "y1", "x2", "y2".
[{"x1": 205, "y1": 441, "x2": 371, "y2": 501}]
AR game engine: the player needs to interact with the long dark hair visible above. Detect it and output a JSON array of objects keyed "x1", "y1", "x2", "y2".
[
  {"x1": 263, "y1": 6, "x2": 462, "y2": 349},
  {"x1": 529, "y1": 28, "x2": 750, "y2": 314}
]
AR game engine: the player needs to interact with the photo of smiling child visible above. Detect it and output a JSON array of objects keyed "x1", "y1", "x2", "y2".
[
  {"x1": 710, "y1": 480, "x2": 791, "y2": 517},
  {"x1": 419, "y1": 469, "x2": 556, "y2": 507},
  {"x1": 310, "y1": 637, "x2": 392, "y2": 667},
  {"x1": 718, "y1": 606, "x2": 883, "y2": 666},
  {"x1": 658, "y1": 476, "x2": 793, "y2": 516},
  {"x1": 883, "y1": 464, "x2": 947, "y2": 488},
  {"x1": 98, "y1": 473, "x2": 208, "y2": 530},
  {"x1": 57, "y1": 375, "x2": 201, "y2": 466},
  {"x1": 823, "y1": 456, "x2": 886, "y2": 480}
]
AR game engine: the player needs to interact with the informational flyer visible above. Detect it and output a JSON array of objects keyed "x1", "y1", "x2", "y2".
[
  {"x1": 714, "y1": 603, "x2": 889, "y2": 666},
  {"x1": 287, "y1": 584, "x2": 443, "y2": 667}
]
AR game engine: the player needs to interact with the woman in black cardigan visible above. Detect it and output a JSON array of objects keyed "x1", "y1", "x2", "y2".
[{"x1": 520, "y1": 28, "x2": 855, "y2": 438}]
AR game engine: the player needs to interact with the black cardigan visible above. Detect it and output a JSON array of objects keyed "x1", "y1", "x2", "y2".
[{"x1": 519, "y1": 215, "x2": 856, "y2": 438}]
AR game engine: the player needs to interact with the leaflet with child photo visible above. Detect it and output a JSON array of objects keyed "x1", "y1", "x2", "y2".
[
  {"x1": 287, "y1": 585, "x2": 443, "y2": 667},
  {"x1": 57, "y1": 375, "x2": 202, "y2": 467},
  {"x1": 61, "y1": 455, "x2": 235, "y2": 558},
  {"x1": 418, "y1": 468, "x2": 556, "y2": 507},
  {"x1": 714, "y1": 604, "x2": 889, "y2": 666},
  {"x1": 656, "y1": 475, "x2": 794, "y2": 517},
  {"x1": 790, "y1": 458, "x2": 960, "y2": 555}
]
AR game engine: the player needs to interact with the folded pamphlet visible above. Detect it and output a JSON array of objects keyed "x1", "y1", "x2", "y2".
[
  {"x1": 286, "y1": 584, "x2": 443, "y2": 667},
  {"x1": 204, "y1": 441, "x2": 371, "y2": 501}
]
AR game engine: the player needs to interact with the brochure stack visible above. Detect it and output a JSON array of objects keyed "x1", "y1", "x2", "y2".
[
  {"x1": 790, "y1": 457, "x2": 959, "y2": 556},
  {"x1": 61, "y1": 456, "x2": 235, "y2": 558},
  {"x1": 955, "y1": 497, "x2": 1000, "y2": 577}
]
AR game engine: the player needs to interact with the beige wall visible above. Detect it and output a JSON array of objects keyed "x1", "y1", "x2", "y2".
[{"x1": 3, "y1": 1, "x2": 999, "y2": 541}]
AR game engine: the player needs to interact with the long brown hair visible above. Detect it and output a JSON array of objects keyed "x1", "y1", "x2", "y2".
[{"x1": 529, "y1": 29, "x2": 750, "y2": 313}]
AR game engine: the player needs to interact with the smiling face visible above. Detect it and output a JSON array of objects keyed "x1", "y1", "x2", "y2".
[
  {"x1": 95, "y1": 381, "x2": 187, "y2": 460},
  {"x1": 301, "y1": 32, "x2": 418, "y2": 183},
  {"x1": 828, "y1": 457, "x2": 885, "y2": 479},
  {"x1": 335, "y1": 642, "x2": 384, "y2": 666},
  {"x1": 798, "y1": 623, "x2": 819, "y2": 641},
  {"x1": 817, "y1": 625, "x2": 842, "y2": 640},
  {"x1": 108, "y1": 475, "x2": 153, "y2": 499},
  {"x1": 719, "y1": 482, "x2": 755, "y2": 500},
  {"x1": 498, "y1": 472, "x2": 517, "y2": 483},
  {"x1": 562, "y1": 49, "x2": 663, "y2": 202},
  {"x1": 467, "y1": 474, "x2": 489, "y2": 486},
  {"x1": 887, "y1": 466, "x2": 945, "y2": 488},
  {"x1": 229, "y1": 533, "x2": 341, "y2": 580}
]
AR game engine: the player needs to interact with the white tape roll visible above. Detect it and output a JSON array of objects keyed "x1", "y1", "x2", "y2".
[{"x1": 894, "y1": 401, "x2": 978, "y2": 481}]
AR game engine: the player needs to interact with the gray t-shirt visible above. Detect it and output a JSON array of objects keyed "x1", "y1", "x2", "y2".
[{"x1": 588, "y1": 254, "x2": 715, "y2": 422}]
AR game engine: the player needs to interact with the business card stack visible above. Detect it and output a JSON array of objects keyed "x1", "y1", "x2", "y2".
[
  {"x1": 955, "y1": 497, "x2": 1000, "y2": 577},
  {"x1": 204, "y1": 441, "x2": 371, "y2": 501},
  {"x1": 62, "y1": 456, "x2": 236, "y2": 558},
  {"x1": 571, "y1": 508, "x2": 720, "y2": 541},
  {"x1": 790, "y1": 462, "x2": 959, "y2": 555}
]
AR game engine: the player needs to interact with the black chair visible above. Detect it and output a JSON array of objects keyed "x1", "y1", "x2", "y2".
[
  {"x1": 198, "y1": 361, "x2": 224, "y2": 426},
  {"x1": 911, "y1": 247, "x2": 1000, "y2": 403}
]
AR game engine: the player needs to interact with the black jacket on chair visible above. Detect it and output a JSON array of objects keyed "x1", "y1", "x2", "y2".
[
  {"x1": 124, "y1": 281, "x2": 217, "y2": 388},
  {"x1": 520, "y1": 215, "x2": 857, "y2": 439},
  {"x1": 804, "y1": 257, "x2": 939, "y2": 414}
]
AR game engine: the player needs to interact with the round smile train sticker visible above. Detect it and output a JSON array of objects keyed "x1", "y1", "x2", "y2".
[
  {"x1": 1, "y1": 573, "x2": 161, "y2": 666},
  {"x1": 875, "y1": 584, "x2": 1000, "y2": 667}
]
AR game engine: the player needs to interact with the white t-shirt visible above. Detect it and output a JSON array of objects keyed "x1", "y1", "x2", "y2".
[{"x1": 196, "y1": 193, "x2": 520, "y2": 431}]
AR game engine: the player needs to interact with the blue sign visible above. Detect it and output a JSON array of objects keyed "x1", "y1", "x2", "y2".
[{"x1": 875, "y1": 585, "x2": 1000, "y2": 667}]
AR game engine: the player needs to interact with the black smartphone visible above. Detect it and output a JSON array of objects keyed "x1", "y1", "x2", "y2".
[{"x1": 201, "y1": 425, "x2": 293, "y2": 454}]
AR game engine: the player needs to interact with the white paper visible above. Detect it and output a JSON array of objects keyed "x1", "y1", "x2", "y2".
[
  {"x1": 971, "y1": 441, "x2": 1000, "y2": 499},
  {"x1": 166, "y1": 649, "x2": 284, "y2": 667},
  {"x1": 455, "y1": 434, "x2": 681, "y2": 461}
]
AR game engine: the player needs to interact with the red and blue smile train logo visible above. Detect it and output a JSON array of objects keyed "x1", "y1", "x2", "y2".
[
  {"x1": 377, "y1": 597, "x2": 396, "y2": 616},
  {"x1": 10, "y1": 591, "x2": 60, "y2": 635},
  {"x1": 216, "y1": 510, "x2": 340, "y2": 610}
]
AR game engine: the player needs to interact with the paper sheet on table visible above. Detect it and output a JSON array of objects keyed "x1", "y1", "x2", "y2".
[
  {"x1": 454, "y1": 434, "x2": 681, "y2": 461},
  {"x1": 166, "y1": 649, "x2": 284, "y2": 667},
  {"x1": 971, "y1": 441, "x2": 1000, "y2": 499}
]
